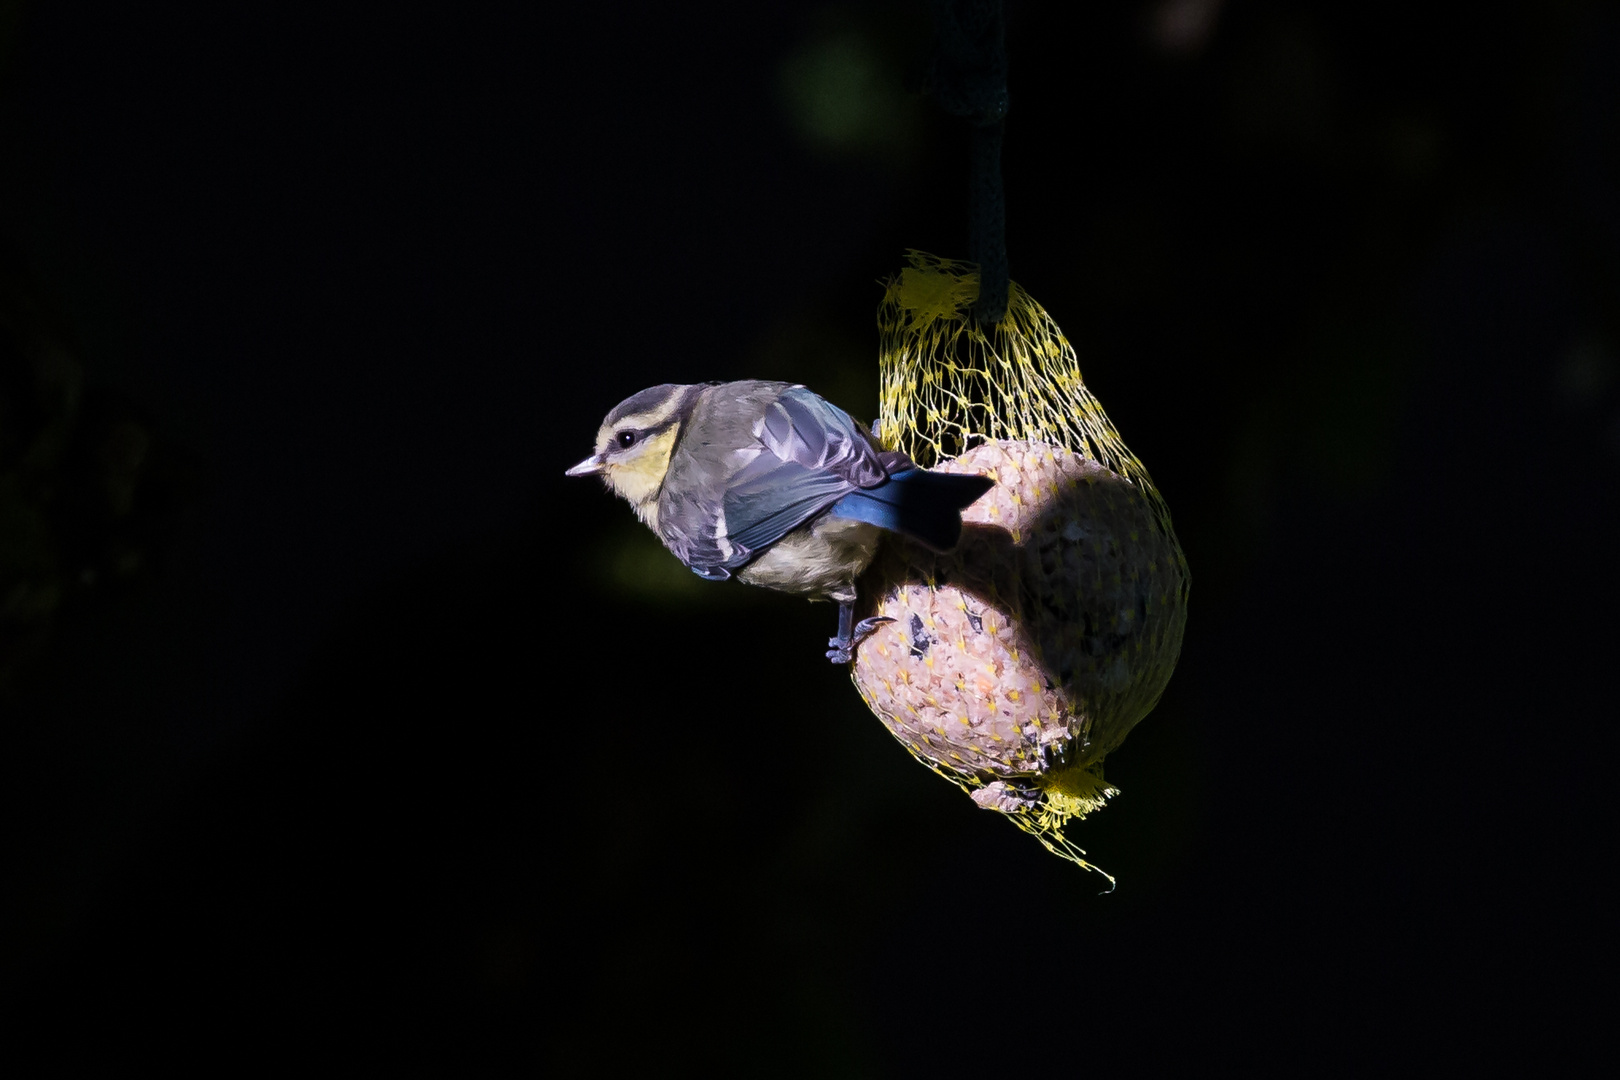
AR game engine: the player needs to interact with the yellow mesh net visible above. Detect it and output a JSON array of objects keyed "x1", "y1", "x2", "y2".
[
  {"x1": 854, "y1": 251, "x2": 1190, "y2": 880},
  {"x1": 876, "y1": 252, "x2": 1175, "y2": 535}
]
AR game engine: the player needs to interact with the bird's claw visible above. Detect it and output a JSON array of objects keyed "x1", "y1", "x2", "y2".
[
  {"x1": 854, "y1": 615, "x2": 896, "y2": 642},
  {"x1": 826, "y1": 616, "x2": 895, "y2": 665}
]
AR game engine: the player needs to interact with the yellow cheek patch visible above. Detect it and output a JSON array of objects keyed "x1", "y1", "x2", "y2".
[{"x1": 607, "y1": 426, "x2": 679, "y2": 507}]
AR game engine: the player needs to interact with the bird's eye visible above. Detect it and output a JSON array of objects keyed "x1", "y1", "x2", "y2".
[{"x1": 616, "y1": 430, "x2": 637, "y2": 449}]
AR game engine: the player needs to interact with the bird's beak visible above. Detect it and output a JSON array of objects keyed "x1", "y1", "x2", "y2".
[{"x1": 565, "y1": 454, "x2": 606, "y2": 477}]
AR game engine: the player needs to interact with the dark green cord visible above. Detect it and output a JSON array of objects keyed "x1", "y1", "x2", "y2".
[{"x1": 929, "y1": 0, "x2": 1008, "y2": 325}]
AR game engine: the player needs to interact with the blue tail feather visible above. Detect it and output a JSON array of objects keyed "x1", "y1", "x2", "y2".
[{"x1": 830, "y1": 468, "x2": 994, "y2": 552}]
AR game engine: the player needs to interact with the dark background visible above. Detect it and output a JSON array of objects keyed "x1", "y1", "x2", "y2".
[{"x1": 3, "y1": 0, "x2": 1616, "y2": 1071}]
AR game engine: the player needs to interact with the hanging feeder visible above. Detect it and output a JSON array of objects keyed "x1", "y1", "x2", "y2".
[{"x1": 852, "y1": 251, "x2": 1190, "y2": 878}]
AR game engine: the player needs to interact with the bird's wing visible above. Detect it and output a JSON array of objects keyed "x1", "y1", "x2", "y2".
[
  {"x1": 719, "y1": 467, "x2": 856, "y2": 561},
  {"x1": 712, "y1": 387, "x2": 892, "y2": 566},
  {"x1": 755, "y1": 387, "x2": 891, "y2": 488}
]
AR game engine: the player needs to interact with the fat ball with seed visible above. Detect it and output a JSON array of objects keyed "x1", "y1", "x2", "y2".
[{"x1": 566, "y1": 379, "x2": 993, "y2": 661}]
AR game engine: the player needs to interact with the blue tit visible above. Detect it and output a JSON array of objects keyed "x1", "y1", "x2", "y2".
[{"x1": 566, "y1": 380, "x2": 993, "y2": 662}]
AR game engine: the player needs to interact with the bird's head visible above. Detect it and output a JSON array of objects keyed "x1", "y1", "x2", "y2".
[{"x1": 565, "y1": 382, "x2": 704, "y2": 518}]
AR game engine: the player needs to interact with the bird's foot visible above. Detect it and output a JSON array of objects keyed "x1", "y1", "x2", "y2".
[{"x1": 826, "y1": 616, "x2": 895, "y2": 664}]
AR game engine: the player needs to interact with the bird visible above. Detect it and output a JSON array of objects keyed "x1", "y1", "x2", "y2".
[{"x1": 566, "y1": 380, "x2": 994, "y2": 662}]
